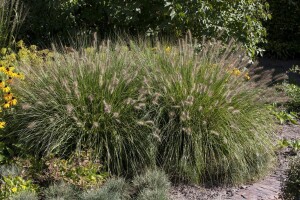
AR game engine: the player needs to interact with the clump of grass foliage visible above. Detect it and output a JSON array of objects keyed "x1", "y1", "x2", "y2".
[
  {"x1": 81, "y1": 178, "x2": 129, "y2": 200},
  {"x1": 10, "y1": 40, "x2": 156, "y2": 176},
  {"x1": 10, "y1": 191, "x2": 38, "y2": 200},
  {"x1": 9, "y1": 36, "x2": 275, "y2": 185},
  {"x1": 133, "y1": 169, "x2": 170, "y2": 200},
  {"x1": 43, "y1": 182, "x2": 80, "y2": 200},
  {"x1": 130, "y1": 36, "x2": 275, "y2": 185}
]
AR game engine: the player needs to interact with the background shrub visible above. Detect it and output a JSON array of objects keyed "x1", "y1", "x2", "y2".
[
  {"x1": 281, "y1": 155, "x2": 300, "y2": 200},
  {"x1": 264, "y1": 0, "x2": 300, "y2": 58},
  {"x1": 20, "y1": 0, "x2": 269, "y2": 57},
  {"x1": 0, "y1": 0, "x2": 25, "y2": 47}
]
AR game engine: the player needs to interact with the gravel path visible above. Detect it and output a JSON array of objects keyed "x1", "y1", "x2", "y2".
[{"x1": 170, "y1": 122, "x2": 300, "y2": 200}]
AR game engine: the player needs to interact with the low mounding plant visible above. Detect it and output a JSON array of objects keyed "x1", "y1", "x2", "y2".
[
  {"x1": 42, "y1": 150, "x2": 108, "y2": 189},
  {"x1": 9, "y1": 41, "x2": 156, "y2": 176},
  {"x1": 43, "y1": 182, "x2": 80, "y2": 200},
  {"x1": 10, "y1": 191, "x2": 38, "y2": 200},
  {"x1": 81, "y1": 178, "x2": 129, "y2": 200},
  {"x1": 132, "y1": 37, "x2": 276, "y2": 185},
  {"x1": 281, "y1": 155, "x2": 300, "y2": 200},
  {"x1": 133, "y1": 169, "x2": 170, "y2": 200}
]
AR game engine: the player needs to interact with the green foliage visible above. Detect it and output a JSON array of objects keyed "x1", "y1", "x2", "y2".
[
  {"x1": 133, "y1": 169, "x2": 170, "y2": 200},
  {"x1": 42, "y1": 151, "x2": 108, "y2": 189},
  {"x1": 0, "y1": 0, "x2": 25, "y2": 47},
  {"x1": 278, "y1": 139, "x2": 300, "y2": 153},
  {"x1": 20, "y1": 0, "x2": 269, "y2": 57},
  {"x1": 267, "y1": 104, "x2": 298, "y2": 124},
  {"x1": 43, "y1": 182, "x2": 80, "y2": 200},
  {"x1": 283, "y1": 66, "x2": 300, "y2": 112},
  {"x1": 281, "y1": 155, "x2": 300, "y2": 200},
  {"x1": 264, "y1": 0, "x2": 300, "y2": 58},
  {"x1": 0, "y1": 175, "x2": 38, "y2": 199},
  {"x1": 10, "y1": 191, "x2": 38, "y2": 200},
  {"x1": 81, "y1": 178, "x2": 129, "y2": 200}
]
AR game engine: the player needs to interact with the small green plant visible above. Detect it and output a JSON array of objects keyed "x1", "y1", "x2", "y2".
[
  {"x1": 43, "y1": 182, "x2": 80, "y2": 200},
  {"x1": 43, "y1": 150, "x2": 108, "y2": 189},
  {"x1": 278, "y1": 139, "x2": 300, "y2": 153},
  {"x1": 0, "y1": 175, "x2": 38, "y2": 199},
  {"x1": 10, "y1": 191, "x2": 38, "y2": 200},
  {"x1": 81, "y1": 178, "x2": 129, "y2": 200},
  {"x1": 283, "y1": 66, "x2": 300, "y2": 112},
  {"x1": 133, "y1": 169, "x2": 170, "y2": 200},
  {"x1": 267, "y1": 104, "x2": 298, "y2": 124},
  {"x1": 281, "y1": 155, "x2": 300, "y2": 200}
]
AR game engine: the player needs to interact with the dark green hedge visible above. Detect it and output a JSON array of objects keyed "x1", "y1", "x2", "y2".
[
  {"x1": 20, "y1": 0, "x2": 269, "y2": 57},
  {"x1": 264, "y1": 0, "x2": 300, "y2": 58}
]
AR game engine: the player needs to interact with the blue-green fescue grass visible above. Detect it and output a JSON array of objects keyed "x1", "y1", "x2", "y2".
[
  {"x1": 43, "y1": 182, "x2": 80, "y2": 200},
  {"x1": 81, "y1": 178, "x2": 129, "y2": 200},
  {"x1": 9, "y1": 40, "x2": 156, "y2": 176},
  {"x1": 10, "y1": 191, "x2": 38, "y2": 200},
  {"x1": 128, "y1": 37, "x2": 276, "y2": 185},
  {"x1": 133, "y1": 169, "x2": 170, "y2": 200},
  {"x1": 9, "y1": 37, "x2": 276, "y2": 186}
]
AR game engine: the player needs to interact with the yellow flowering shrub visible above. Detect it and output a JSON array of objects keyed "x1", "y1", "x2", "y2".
[
  {"x1": 0, "y1": 41, "x2": 53, "y2": 129},
  {"x1": 0, "y1": 175, "x2": 38, "y2": 199}
]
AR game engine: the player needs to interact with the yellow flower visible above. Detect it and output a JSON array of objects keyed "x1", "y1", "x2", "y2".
[
  {"x1": 9, "y1": 97, "x2": 17, "y2": 106},
  {"x1": 4, "y1": 92, "x2": 13, "y2": 101},
  {"x1": 3, "y1": 102, "x2": 10, "y2": 108},
  {"x1": 6, "y1": 77, "x2": 13, "y2": 84},
  {"x1": 17, "y1": 73, "x2": 25, "y2": 80},
  {"x1": 244, "y1": 72, "x2": 250, "y2": 80},
  {"x1": 11, "y1": 187, "x2": 17, "y2": 193},
  {"x1": 0, "y1": 80, "x2": 5, "y2": 88},
  {"x1": 232, "y1": 68, "x2": 241, "y2": 76},
  {"x1": 2, "y1": 86, "x2": 10, "y2": 93},
  {"x1": 165, "y1": 46, "x2": 171, "y2": 53},
  {"x1": 0, "y1": 121, "x2": 6, "y2": 129},
  {"x1": 0, "y1": 66, "x2": 5, "y2": 72}
]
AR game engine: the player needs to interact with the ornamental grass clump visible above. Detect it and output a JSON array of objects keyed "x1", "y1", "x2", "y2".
[
  {"x1": 9, "y1": 37, "x2": 276, "y2": 186},
  {"x1": 9, "y1": 41, "x2": 156, "y2": 176},
  {"x1": 130, "y1": 37, "x2": 276, "y2": 185}
]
